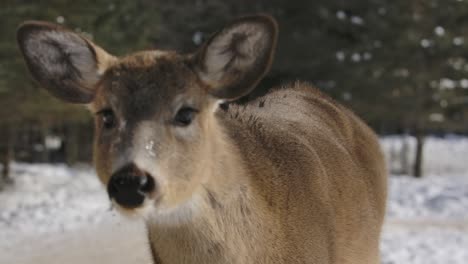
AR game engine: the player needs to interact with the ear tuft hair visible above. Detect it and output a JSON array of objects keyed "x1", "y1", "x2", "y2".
[
  {"x1": 17, "y1": 21, "x2": 113, "y2": 104},
  {"x1": 194, "y1": 15, "x2": 278, "y2": 100}
]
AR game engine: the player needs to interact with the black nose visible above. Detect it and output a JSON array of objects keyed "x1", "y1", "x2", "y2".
[{"x1": 108, "y1": 163, "x2": 156, "y2": 208}]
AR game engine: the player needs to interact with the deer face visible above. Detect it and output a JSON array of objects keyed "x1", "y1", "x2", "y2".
[
  {"x1": 92, "y1": 52, "x2": 219, "y2": 213},
  {"x1": 17, "y1": 15, "x2": 277, "y2": 215}
]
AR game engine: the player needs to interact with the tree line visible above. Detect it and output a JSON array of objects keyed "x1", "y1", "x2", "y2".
[{"x1": 2, "y1": 0, "x2": 468, "y2": 182}]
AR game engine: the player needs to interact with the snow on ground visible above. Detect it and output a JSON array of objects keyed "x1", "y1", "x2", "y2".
[
  {"x1": 382, "y1": 174, "x2": 468, "y2": 264},
  {"x1": 1, "y1": 136, "x2": 467, "y2": 263},
  {"x1": 381, "y1": 136, "x2": 468, "y2": 263},
  {"x1": 0, "y1": 164, "x2": 154, "y2": 264},
  {"x1": 0, "y1": 164, "x2": 107, "y2": 236}
]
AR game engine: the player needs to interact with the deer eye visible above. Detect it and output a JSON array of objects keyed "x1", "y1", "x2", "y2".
[
  {"x1": 97, "y1": 109, "x2": 116, "y2": 130},
  {"x1": 174, "y1": 107, "x2": 198, "y2": 126}
]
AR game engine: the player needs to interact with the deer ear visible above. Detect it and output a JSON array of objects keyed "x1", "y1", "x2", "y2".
[
  {"x1": 193, "y1": 15, "x2": 278, "y2": 100},
  {"x1": 17, "y1": 21, "x2": 115, "y2": 104}
]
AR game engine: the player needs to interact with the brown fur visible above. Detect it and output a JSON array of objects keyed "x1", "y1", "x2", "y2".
[
  {"x1": 145, "y1": 82, "x2": 387, "y2": 264},
  {"x1": 17, "y1": 15, "x2": 387, "y2": 264}
]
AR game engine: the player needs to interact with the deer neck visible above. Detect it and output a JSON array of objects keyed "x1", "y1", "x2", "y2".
[{"x1": 146, "y1": 118, "x2": 265, "y2": 262}]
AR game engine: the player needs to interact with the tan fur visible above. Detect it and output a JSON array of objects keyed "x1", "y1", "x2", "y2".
[
  {"x1": 17, "y1": 15, "x2": 387, "y2": 264},
  {"x1": 143, "y1": 82, "x2": 387, "y2": 264}
]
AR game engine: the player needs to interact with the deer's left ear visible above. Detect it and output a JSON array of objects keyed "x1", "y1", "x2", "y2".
[{"x1": 193, "y1": 15, "x2": 278, "y2": 100}]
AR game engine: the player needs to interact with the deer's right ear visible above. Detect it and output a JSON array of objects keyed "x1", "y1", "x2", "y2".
[{"x1": 17, "y1": 21, "x2": 115, "y2": 104}]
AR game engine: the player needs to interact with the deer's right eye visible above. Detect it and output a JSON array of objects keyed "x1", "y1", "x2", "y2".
[
  {"x1": 173, "y1": 107, "x2": 198, "y2": 127},
  {"x1": 97, "y1": 109, "x2": 116, "y2": 130}
]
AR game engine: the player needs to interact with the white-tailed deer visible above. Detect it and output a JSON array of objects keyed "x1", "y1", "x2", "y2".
[{"x1": 17, "y1": 15, "x2": 387, "y2": 264}]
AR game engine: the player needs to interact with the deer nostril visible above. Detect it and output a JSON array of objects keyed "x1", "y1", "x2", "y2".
[
  {"x1": 139, "y1": 173, "x2": 155, "y2": 193},
  {"x1": 107, "y1": 164, "x2": 156, "y2": 208}
]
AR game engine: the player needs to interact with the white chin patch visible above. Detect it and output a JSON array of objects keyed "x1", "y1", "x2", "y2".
[
  {"x1": 111, "y1": 198, "x2": 155, "y2": 220},
  {"x1": 112, "y1": 194, "x2": 201, "y2": 226},
  {"x1": 149, "y1": 194, "x2": 202, "y2": 226}
]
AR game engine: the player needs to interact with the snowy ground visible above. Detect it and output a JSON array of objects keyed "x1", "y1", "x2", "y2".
[{"x1": 1, "y1": 136, "x2": 467, "y2": 263}]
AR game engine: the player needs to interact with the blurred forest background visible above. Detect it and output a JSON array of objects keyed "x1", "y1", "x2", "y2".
[{"x1": 2, "y1": 0, "x2": 468, "y2": 183}]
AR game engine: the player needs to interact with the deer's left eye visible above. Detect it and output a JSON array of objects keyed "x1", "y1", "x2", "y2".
[
  {"x1": 173, "y1": 107, "x2": 198, "y2": 126},
  {"x1": 97, "y1": 109, "x2": 116, "y2": 130}
]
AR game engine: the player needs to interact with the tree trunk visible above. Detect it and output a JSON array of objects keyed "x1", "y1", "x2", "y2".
[
  {"x1": 400, "y1": 134, "x2": 410, "y2": 175},
  {"x1": 40, "y1": 122, "x2": 50, "y2": 163},
  {"x1": 413, "y1": 130, "x2": 424, "y2": 178},
  {"x1": 1, "y1": 125, "x2": 14, "y2": 188},
  {"x1": 65, "y1": 123, "x2": 79, "y2": 166}
]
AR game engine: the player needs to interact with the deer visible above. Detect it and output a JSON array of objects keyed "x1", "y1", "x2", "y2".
[{"x1": 17, "y1": 15, "x2": 387, "y2": 264}]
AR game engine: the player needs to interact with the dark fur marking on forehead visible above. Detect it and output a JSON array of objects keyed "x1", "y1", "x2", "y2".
[
  {"x1": 108, "y1": 52, "x2": 190, "y2": 93},
  {"x1": 96, "y1": 51, "x2": 204, "y2": 123}
]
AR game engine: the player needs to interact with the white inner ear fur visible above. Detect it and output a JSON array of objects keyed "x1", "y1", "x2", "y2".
[
  {"x1": 201, "y1": 23, "x2": 268, "y2": 83},
  {"x1": 213, "y1": 99, "x2": 225, "y2": 113},
  {"x1": 24, "y1": 30, "x2": 101, "y2": 87}
]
